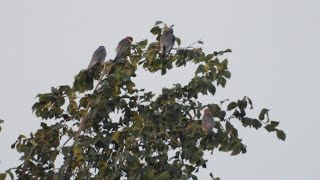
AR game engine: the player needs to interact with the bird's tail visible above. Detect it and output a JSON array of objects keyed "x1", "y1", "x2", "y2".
[
  {"x1": 85, "y1": 66, "x2": 95, "y2": 77},
  {"x1": 113, "y1": 55, "x2": 120, "y2": 62},
  {"x1": 113, "y1": 54, "x2": 126, "y2": 63},
  {"x1": 160, "y1": 48, "x2": 166, "y2": 59},
  {"x1": 86, "y1": 62, "x2": 95, "y2": 71}
]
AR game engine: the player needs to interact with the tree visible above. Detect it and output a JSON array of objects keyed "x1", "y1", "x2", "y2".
[{"x1": 1, "y1": 21, "x2": 286, "y2": 180}]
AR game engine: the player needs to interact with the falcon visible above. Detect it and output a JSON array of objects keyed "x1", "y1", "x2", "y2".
[
  {"x1": 160, "y1": 27, "x2": 175, "y2": 59},
  {"x1": 86, "y1": 46, "x2": 106, "y2": 71},
  {"x1": 202, "y1": 108, "x2": 215, "y2": 135},
  {"x1": 113, "y1": 36, "x2": 133, "y2": 63}
]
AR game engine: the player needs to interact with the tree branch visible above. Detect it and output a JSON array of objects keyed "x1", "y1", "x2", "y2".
[{"x1": 74, "y1": 63, "x2": 114, "y2": 142}]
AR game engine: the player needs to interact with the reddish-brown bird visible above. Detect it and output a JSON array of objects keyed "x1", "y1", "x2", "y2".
[
  {"x1": 113, "y1": 36, "x2": 133, "y2": 63},
  {"x1": 160, "y1": 27, "x2": 175, "y2": 59},
  {"x1": 202, "y1": 108, "x2": 215, "y2": 135}
]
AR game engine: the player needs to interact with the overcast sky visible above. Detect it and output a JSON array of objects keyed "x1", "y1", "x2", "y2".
[{"x1": 0, "y1": 0, "x2": 319, "y2": 179}]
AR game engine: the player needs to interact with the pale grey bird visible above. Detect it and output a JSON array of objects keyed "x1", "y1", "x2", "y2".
[
  {"x1": 160, "y1": 27, "x2": 175, "y2": 59},
  {"x1": 113, "y1": 36, "x2": 133, "y2": 63},
  {"x1": 202, "y1": 108, "x2": 215, "y2": 135},
  {"x1": 86, "y1": 46, "x2": 107, "y2": 71}
]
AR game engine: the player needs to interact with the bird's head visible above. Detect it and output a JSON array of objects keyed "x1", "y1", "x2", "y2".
[
  {"x1": 204, "y1": 108, "x2": 212, "y2": 117},
  {"x1": 166, "y1": 27, "x2": 174, "y2": 34},
  {"x1": 126, "y1": 36, "x2": 133, "y2": 43}
]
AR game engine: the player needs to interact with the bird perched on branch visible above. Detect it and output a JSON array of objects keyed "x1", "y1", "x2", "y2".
[
  {"x1": 202, "y1": 108, "x2": 215, "y2": 135},
  {"x1": 113, "y1": 36, "x2": 133, "y2": 63},
  {"x1": 160, "y1": 27, "x2": 175, "y2": 59},
  {"x1": 86, "y1": 46, "x2": 107, "y2": 71}
]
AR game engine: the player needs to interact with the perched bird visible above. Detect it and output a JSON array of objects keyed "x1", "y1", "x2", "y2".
[
  {"x1": 86, "y1": 46, "x2": 107, "y2": 71},
  {"x1": 160, "y1": 27, "x2": 175, "y2": 59},
  {"x1": 113, "y1": 36, "x2": 133, "y2": 63},
  {"x1": 202, "y1": 108, "x2": 215, "y2": 135}
]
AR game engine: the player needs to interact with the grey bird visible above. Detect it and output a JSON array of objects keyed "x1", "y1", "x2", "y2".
[
  {"x1": 202, "y1": 108, "x2": 215, "y2": 135},
  {"x1": 160, "y1": 27, "x2": 175, "y2": 59},
  {"x1": 86, "y1": 46, "x2": 107, "y2": 71},
  {"x1": 113, "y1": 36, "x2": 133, "y2": 63}
]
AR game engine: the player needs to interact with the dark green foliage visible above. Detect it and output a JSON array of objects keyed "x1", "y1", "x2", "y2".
[{"x1": 2, "y1": 22, "x2": 285, "y2": 179}]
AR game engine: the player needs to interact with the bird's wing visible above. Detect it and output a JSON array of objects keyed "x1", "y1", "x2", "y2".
[
  {"x1": 160, "y1": 35, "x2": 166, "y2": 53},
  {"x1": 164, "y1": 34, "x2": 175, "y2": 55},
  {"x1": 86, "y1": 59, "x2": 99, "y2": 71},
  {"x1": 116, "y1": 39, "x2": 128, "y2": 54},
  {"x1": 114, "y1": 39, "x2": 130, "y2": 61},
  {"x1": 87, "y1": 47, "x2": 106, "y2": 70}
]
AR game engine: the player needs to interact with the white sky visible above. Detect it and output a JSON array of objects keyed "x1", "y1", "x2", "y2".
[{"x1": 0, "y1": 0, "x2": 319, "y2": 179}]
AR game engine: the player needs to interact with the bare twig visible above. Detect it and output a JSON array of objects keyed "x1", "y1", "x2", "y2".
[
  {"x1": 186, "y1": 41, "x2": 198, "y2": 49},
  {"x1": 58, "y1": 136, "x2": 73, "y2": 151},
  {"x1": 166, "y1": 133, "x2": 180, "y2": 146}
]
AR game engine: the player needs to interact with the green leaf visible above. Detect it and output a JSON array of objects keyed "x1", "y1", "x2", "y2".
[
  {"x1": 241, "y1": 144, "x2": 247, "y2": 154},
  {"x1": 214, "y1": 49, "x2": 232, "y2": 56},
  {"x1": 155, "y1": 171, "x2": 171, "y2": 180},
  {"x1": 6, "y1": 170, "x2": 14, "y2": 180},
  {"x1": 73, "y1": 144, "x2": 84, "y2": 164},
  {"x1": 191, "y1": 175, "x2": 198, "y2": 180},
  {"x1": 227, "y1": 102, "x2": 237, "y2": 111},
  {"x1": 205, "y1": 54, "x2": 214, "y2": 61},
  {"x1": 38, "y1": 93, "x2": 56, "y2": 103},
  {"x1": 126, "y1": 81, "x2": 135, "y2": 94},
  {"x1": 0, "y1": 173, "x2": 6, "y2": 180},
  {"x1": 195, "y1": 64, "x2": 205, "y2": 75},
  {"x1": 264, "y1": 124, "x2": 275, "y2": 132},
  {"x1": 111, "y1": 131, "x2": 121, "y2": 144},
  {"x1": 223, "y1": 71, "x2": 231, "y2": 79},
  {"x1": 270, "y1": 121, "x2": 279, "y2": 127},
  {"x1": 40, "y1": 122, "x2": 48, "y2": 128},
  {"x1": 137, "y1": 39, "x2": 148, "y2": 48},
  {"x1": 221, "y1": 59, "x2": 228, "y2": 69},
  {"x1": 259, "y1": 108, "x2": 269, "y2": 121},
  {"x1": 155, "y1": 21, "x2": 163, "y2": 26},
  {"x1": 247, "y1": 97, "x2": 253, "y2": 109},
  {"x1": 161, "y1": 68, "x2": 167, "y2": 75},
  {"x1": 184, "y1": 164, "x2": 196, "y2": 174},
  {"x1": 150, "y1": 26, "x2": 161, "y2": 35},
  {"x1": 224, "y1": 49, "x2": 232, "y2": 53},
  {"x1": 79, "y1": 97, "x2": 88, "y2": 108},
  {"x1": 252, "y1": 119, "x2": 262, "y2": 129},
  {"x1": 56, "y1": 97, "x2": 65, "y2": 107},
  {"x1": 207, "y1": 83, "x2": 216, "y2": 96},
  {"x1": 231, "y1": 141, "x2": 242, "y2": 156},
  {"x1": 67, "y1": 100, "x2": 78, "y2": 114},
  {"x1": 277, "y1": 130, "x2": 286, "y2": 141},
  {"x1": 217, "y1": 77, "x2": 226, "y2": 87},
  {"x1": 176, "y1": 37, "x2": 181, "y2": 46},
  {"x1": 209, "y1": 173, "x2": 214, "y2": 180}
]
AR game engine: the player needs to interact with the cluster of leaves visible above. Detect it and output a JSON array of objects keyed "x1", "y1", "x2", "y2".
[{"x1": 0, "y1": 22, "x2": 285, "y2": 180}]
